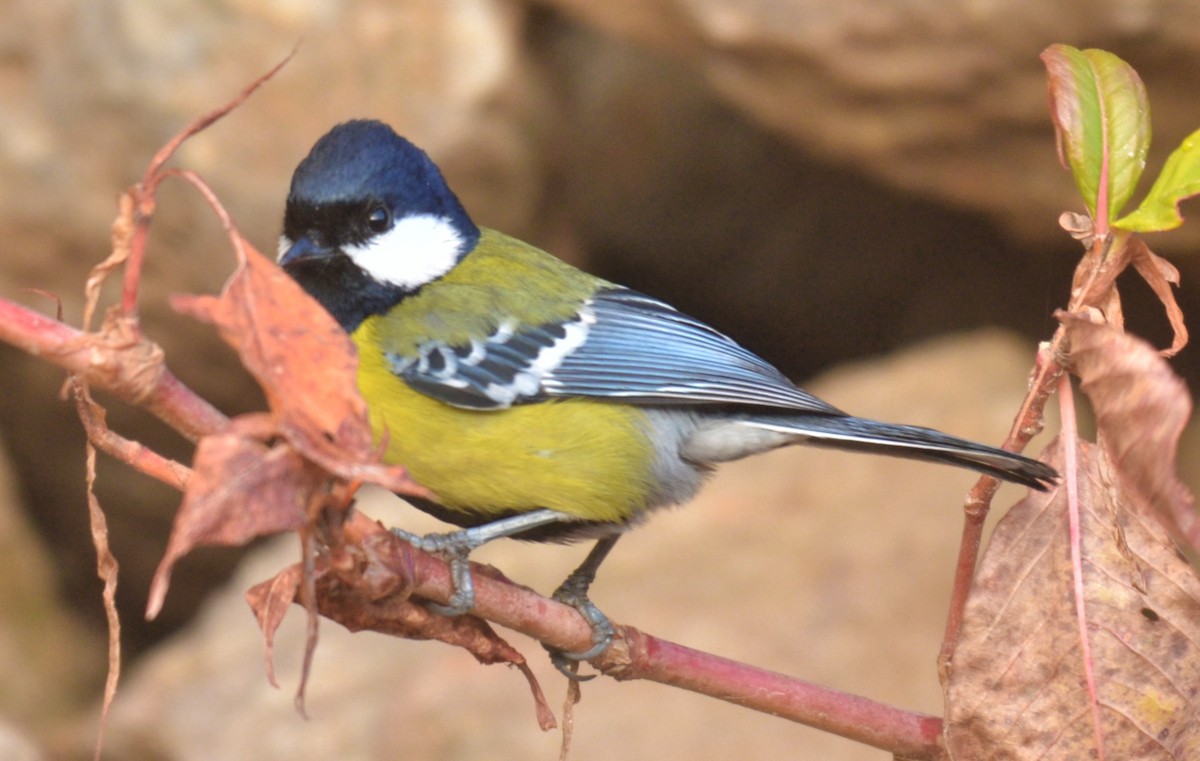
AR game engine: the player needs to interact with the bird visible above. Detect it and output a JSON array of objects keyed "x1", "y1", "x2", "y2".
[{"x1": 278, "y1": 119, "x2": 1057, "y2": 671}]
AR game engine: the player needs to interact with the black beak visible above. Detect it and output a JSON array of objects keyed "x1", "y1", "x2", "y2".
[{"x1": 279, "y1": 235, "x2": 335, "y2": 267}]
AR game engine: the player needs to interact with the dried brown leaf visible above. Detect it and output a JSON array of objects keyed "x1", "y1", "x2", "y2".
[
  {"x1": 946, "y1": 438, "x2": 1200, "y2": 759},
  {"x1": 1064, "y1": 313, "x2": 1200, "y2": 549},
  {"x1": 559, "y1": 675, "x2": 582, "y2": 760},
  {"x1": 313, "y1": 582, "x2": 558, "y2": 732},
  {"x1": 82, "y1": 192, "x2": 135, "y2": 332},
  {"x1": 316, "y1": 528, "x2": 494, "y2": 645},
  {"x1": 85, "y1": 445, "x2": 120, "y2": 761},
  {"x1": 287, "y1": 525, "x2": 555, "y2": 730},
  {"x1": 171, "y1": 243, "x2": 425, "y2": 497},
  {"x1": 1126, "y1": 237, "x2": 1188, "y2": 357},
  {"x1": 1072, "y1": 234, "x2": 1130, "y2": 315},
  {"x1": 1063, "y1": 233, "x2": 1187, "y2": 361},
  {"x1": 147, "y1": 422, "x2": 322, "y2": 619},
  {"x1": 245, "y1": 563, "x2": 306, "y2": 689},
  {"x1": 1059, "y1": 211, "x2": 1096, "y2": 246}
]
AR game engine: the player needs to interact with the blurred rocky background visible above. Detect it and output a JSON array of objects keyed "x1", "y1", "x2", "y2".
[{"x1": 0, "y1": 1, "x2": 1197, "y2": 759}]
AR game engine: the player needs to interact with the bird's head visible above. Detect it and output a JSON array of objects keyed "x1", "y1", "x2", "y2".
[{"x1": 279, "y1": 120, "x2": 480, "y2": 331}]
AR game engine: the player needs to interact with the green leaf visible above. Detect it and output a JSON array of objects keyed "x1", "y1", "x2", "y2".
[
  {"x1": 1115, "y1": 128, "x2": 1200, "y2": 232},
  {"x1": 1041, "y1": 45, "x2": 1150, "y2": 225}
]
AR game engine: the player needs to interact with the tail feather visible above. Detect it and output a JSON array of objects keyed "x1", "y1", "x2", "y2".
[{"x1": 737, "y1": 414, "x2": 1058, "y2": 491}]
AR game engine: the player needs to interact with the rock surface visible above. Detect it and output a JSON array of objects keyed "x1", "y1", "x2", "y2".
[{"x1": 545, "y1": 0, "x2": 1200, "y2": 249}]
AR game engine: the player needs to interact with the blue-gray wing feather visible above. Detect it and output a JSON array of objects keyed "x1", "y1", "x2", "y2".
[{"x1": 389, "y1": 287, "x2": 841, "y2": 414}]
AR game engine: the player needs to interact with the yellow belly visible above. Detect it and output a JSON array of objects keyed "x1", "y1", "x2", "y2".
[{"x1": 354, "y1": 330, "x2": 656, "y2": 523}]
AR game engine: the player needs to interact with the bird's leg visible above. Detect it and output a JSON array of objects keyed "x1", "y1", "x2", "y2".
[
  {"x1": 547, "y1": 535, "x2": 621, "y2": 679},
  {"x1": 391, "y1": 508, "x2": 575, "y2": 616}
]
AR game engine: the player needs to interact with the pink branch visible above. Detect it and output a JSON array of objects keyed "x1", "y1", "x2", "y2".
[
  {"x1": 0, "y1": 296, "x2": 229, "y2": 439},
  {"x1": 370, "y1": 516, "x2": 947, "y2": 760},
  {"x1": 1058, "y1": 373, "x2": 1106, "y2": 758},
  {"x1": 622, "y1": 634, "x2": 945, "y2": 759}
]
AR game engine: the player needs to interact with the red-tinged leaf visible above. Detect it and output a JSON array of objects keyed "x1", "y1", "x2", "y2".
[
  {"x1": 1116, "y1": 127, "x2": 1200, "y2": 232},
  {"x1": 1042, "y1": 45, "x2": 1150, "y2": 226},
  {"x1": 171, "y1": 242, "x2": 428, "y2": 499},
  {"x1": 946, "y1": 438, "x2": 1200, "y2": 759},
  {"x1": 1064, "y1": 313, "x2": 1198, "y2": 545},
  {"x1": 147, "y1": 425, "x2": 322, "y2": 619},
  {"x1": 245, "y1": 545, "x2": 321, "y2": 719},
  {"x1": 245, "y1": 563, "x2": 306, "y2": 689}
]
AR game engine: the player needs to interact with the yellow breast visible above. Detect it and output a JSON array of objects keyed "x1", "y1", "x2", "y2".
[{"x1": 353, "y1": 320, "x2": 656, "y2": 523}]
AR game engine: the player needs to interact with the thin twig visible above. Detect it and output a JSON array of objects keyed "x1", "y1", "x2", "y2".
[
  {"x1": 608, "y1": 632, "x2": 946, "y2": 760},
  {"x1": 939, "y1": 231, "x2": 1116, "y2": 673},
  {"x1": 0, "y1": 296, "x2": 229, "y2": 439},
  {"x1": 1059, "y1": 369, "x2": 1105, "y2": 759},
  {"x1": 120, "y1": 48, "x2": 297, "y2": 317},
  {"x1": 72, "y1": 378, "x2": 192, "y2": 491},
  {"x1": 83, "y1": 444, "x2": 120, "y2": 761}
]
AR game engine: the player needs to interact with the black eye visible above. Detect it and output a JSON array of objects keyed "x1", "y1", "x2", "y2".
[{"x1": 366, "y1": 204, "x2": 392, "y2": 233}]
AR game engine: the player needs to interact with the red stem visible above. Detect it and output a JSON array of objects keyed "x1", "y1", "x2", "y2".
[
  {"x1": 1092, "y1": 60, "x2": 1111, "y2": 239},
  {"x1": 626, "y1": 634, "x2": 945, "y2": 759},
  {"x1": 0, "y1": 295, "x2": 229, "y2": 440},
  {"x1": 363, "y1": 512, "x2": 946, "y2": 760},
  {"x1": 940, "y1": 231, "x2": 1119, "y2": 671},
  {"x1": 142, "y1": 368, "x2": 229, "y2": 441},
  {"x1": 119, "y1": 204, "x2": 153, "y2": 320},
  {"x1": 1059, "y1": 372, "x2": 1106, "y2": 758},
  {"x1": 0, "y1": 294, "x2": 79, "y2": 356}
]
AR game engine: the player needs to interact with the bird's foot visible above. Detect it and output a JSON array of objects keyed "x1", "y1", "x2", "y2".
[
  {"x1": 546, "y1": 575, "x2": 615, "y2": 680},
  {"x1": 543, "y1": 536, "x2": 621, "y2": 680},
  {"x1": 391, "y1": 527, "x2": 479, "y2": 615},
  {"x1": 391, "y1": 509, "x2": 581, "y2": 616}
]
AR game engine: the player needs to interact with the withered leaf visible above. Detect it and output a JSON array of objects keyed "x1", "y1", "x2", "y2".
[
  {"x1": 245, "y1": 562, "x2": 306, "y2": 689},
  {"x1": 1073, "y1": 232, "x2": 1130, "y2": 317},
  {"x1": 1126, "y1": 237, "x2": 1188, "y2": 357},
  {"x1": 147, "y1": 425, "x2": 323, "y2": 619},
  {"x1": 1064, "y1": 313, "x2": 1200, "y2": 549},
  {"x1": 244, "y1": 525, "x2": 557, "y2": 730},
  {"x1": 85, "y1": 445, "x2": 120, "y2": 761},
  {"x1": 313, "y1": 534, "x2": 558, "y2": 732},
  {"x1": 1064, "y1": 234, "x2": 1185, "y2": 357},
  {"x1": 171, "y1": 241, "x2": 426, "y2": 497},
  {"x1": 946, "y1": 439, "x2": 1200, "y2": 759}
]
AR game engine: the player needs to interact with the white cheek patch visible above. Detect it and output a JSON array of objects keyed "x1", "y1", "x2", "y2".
[
  {"x1": 276, "y1": 235, "x2": 293, "y2": 261},
  {"x1": 342, "y1": 213, "x2": 464, "y2": 289}
]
